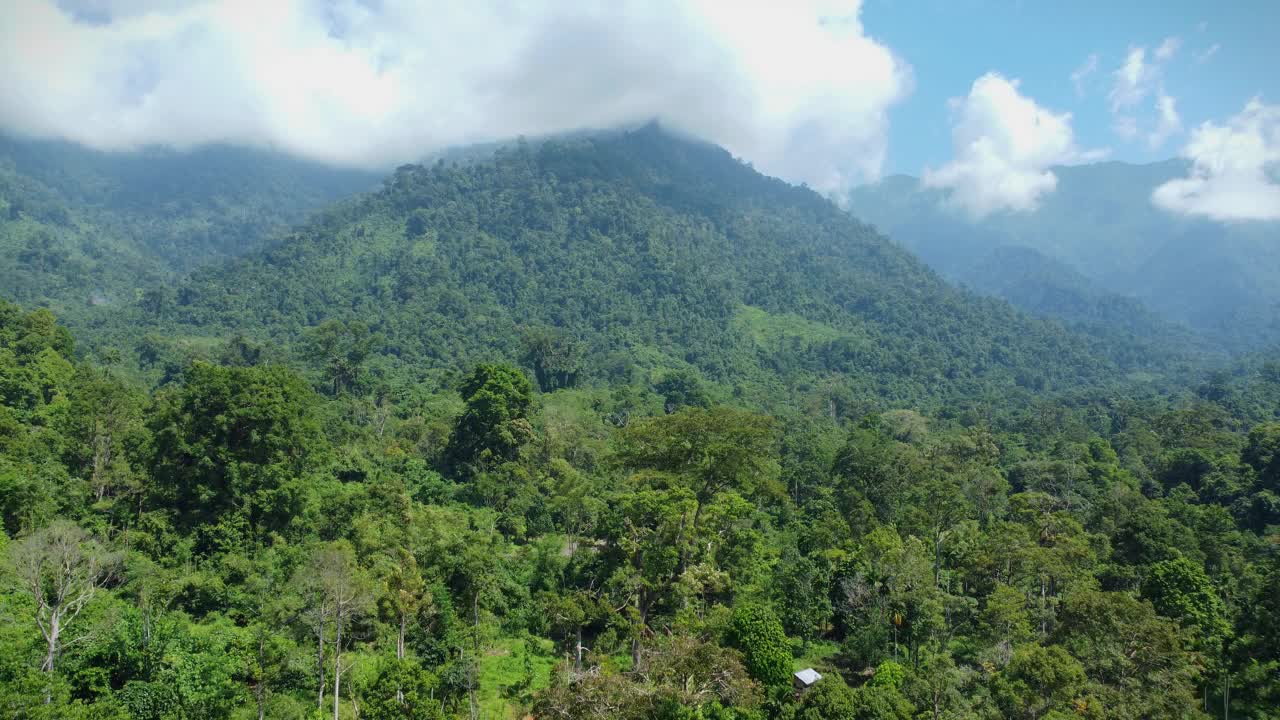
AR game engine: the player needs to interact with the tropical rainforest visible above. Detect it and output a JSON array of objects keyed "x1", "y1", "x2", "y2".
[{"x1": 1, "y1": 126, "x2": 1278, "y2": 720}]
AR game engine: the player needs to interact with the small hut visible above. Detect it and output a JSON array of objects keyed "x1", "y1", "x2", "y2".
[{"x1": 793, "y1": 668, "x2": 823, "y2": 690}]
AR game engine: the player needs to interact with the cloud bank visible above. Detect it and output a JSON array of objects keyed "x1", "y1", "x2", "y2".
[
  {"x1": 0, "y1": 0, "x2": 912, "y2": 194},
  {"x1": 1153, "y1": 98, "x2": 1280, "y2": 221},
  {"x1": 922, "y1": 73, "x2": 1103, "y2": 218}
]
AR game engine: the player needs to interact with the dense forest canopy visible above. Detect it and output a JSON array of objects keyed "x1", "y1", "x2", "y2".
[
  {"x1": 62, "y1": 128, "x2": 1216, "y2": 412},
  {"x1": 0, "y1": 134, "x2": 379, "y2": 319},
  {"x1": 0, "y1": 126, "x2": 1278, "y2": 720}
]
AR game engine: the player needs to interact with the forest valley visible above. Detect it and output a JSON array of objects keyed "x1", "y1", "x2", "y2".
[
  {"x1": 0, "y1": 129, "x2": 1278, "y2": 719},
  {"x1": 3, "y1": 299, "x2": 1280, "y2": 719}
]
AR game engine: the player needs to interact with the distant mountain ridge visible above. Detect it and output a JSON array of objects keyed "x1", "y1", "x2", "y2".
[
  {"x1": 78, "y1": 125, "x2": 1208, "y2": 410},
  {"x1": 846, "y1": 161, "x2": 1280, "y2": 351},
  {"x1": 0, "y1": 134, "x2": 381, "y2": 317}
]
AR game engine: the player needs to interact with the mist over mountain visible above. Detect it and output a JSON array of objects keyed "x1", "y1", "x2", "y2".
[
  {"x1": 0, "y1": 134, "x2": 380, "y2": 315},
  {"x1": 847, "y1": 161, "x2": 1280, "y2": 350}
]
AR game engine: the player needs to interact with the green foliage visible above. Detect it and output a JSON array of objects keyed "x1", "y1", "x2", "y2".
[
  {"x1": 1142, "y1": 555, "x2": 1230, "y2": 643},
  {"x1": 797, "y1": 674, "x2": 913, "y2": 720},
  {"x1": 615, "y1": 406, "x2": 780, "y2": 506},
  {"x1": 522, "y1": 326, "x2": 584, "y2": 392},
  {"x1": 3, "y1": 127, "x2": 1280, "y2": 720},
  {"x1": 73, "y1": 126, "x2": 1189, "y2": 411},
  {"x1": 446, "y1": 362, "x2": 534, "y2": 474},
  {"x1": 868, "y1": 660, "x2": 905, "y2": 690},
  {"x1": 362, "y1": 657, "x2": 445, "y2": 720},
  {"x1": 148, "y1": 362, "x2": 327, "y2": 548},
  {"x1": 0, "y1": 136, "x2": 376, "y2": 331},
  {"x1": 304, "y1": 319, "x2": 378, "y2": 396},
  {"x1": 654, "y1": 369, "x2": 713, "y2": 414},
  {"x1": 995, "y1": 644, "x2": 1086, "y2": 720},
  {"x1": 729, "y1": 605, "x2": 791, "y2": 688}
]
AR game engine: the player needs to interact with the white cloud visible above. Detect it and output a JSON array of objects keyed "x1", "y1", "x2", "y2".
[
  {"x1": 1108, "y1": 40, "x2": 1183, "y2": 142},
  {"x1": 1195, "y1": 43, "x2": 1220, "y2": 64},
  {"x1": 1114, "y1": 116, "x2": 1139, "y2": 139},
  {"x1": 0, "y1": 0, "x2": 912, "y2": 193},
  {"x1": 1154, "y1": 36, "x2": 1181, "y2": 61},
  {"x1": 922, "y1": 73, "x2": 1104, "y2": 218},
  {"x1": 1148, "y1": 93, "x2": 1182, "y2": 149},
  {"x1": 1070, "y1": 53, "x2": 1098, "y2": 97},
  {"x1": 1153, "y1": 99, "x2": 1280, "y2": 221},
  {"x1": 1109, "y1": 47, "x2": 1151, "y2": 113}
]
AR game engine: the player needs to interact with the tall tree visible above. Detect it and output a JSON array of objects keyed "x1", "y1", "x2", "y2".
[
  {"x1": 7, "y1": 521, "x2": 114, "y2": 698},
  {"x1": 614, "y1": 406, "x2": 779, "y2": 571},
  {"x1": 446, "y1": 363, "x2": 534, "y2": 474},
  {"x1": 303, "y1": 319, "x2": 377, "y2": 396},
  {"x1": 295, "y1": 541, "x2": 372, "y2": 720},
  {"x1": 148, "y1": 362, "x2": 327, "y2": 548}
]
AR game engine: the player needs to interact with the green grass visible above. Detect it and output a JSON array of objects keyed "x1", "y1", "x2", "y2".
[
  {"x1": 791, "y1": 638, "x2": 841, "y2": 674},
  {"x1": 475, "y1": 636, "x2": 559, "y2": 719},
  {"x1": 1125, "y1": 370, "x2": 1160, "y2": 383},
  {"x1": 731, "y1": 305, "x2": 855, "y2": 350}
]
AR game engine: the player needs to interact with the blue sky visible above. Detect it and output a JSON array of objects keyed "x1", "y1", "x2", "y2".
[{"x1": 864, "y1": 0, "x2": 1280, "y2": 175}]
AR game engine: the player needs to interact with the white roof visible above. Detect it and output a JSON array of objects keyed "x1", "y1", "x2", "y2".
[{"x1": 794, "y1": 668, "x2": 822, "y2": 685}]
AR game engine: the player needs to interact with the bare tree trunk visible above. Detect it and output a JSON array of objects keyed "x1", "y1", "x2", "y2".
[
  {"x1": 678, "y1": 500, "x2": 705, "y2": 575},
  {"x1": 92, "y1": 423, "x2": 111, "y2": 500},
  {"x1": 42, "y1": 614, "x2": 60, "y2": 674},
  {"x1": 333, "y1": 613, "x2": 343, "y2": 720},
  {"x1": 397, "y1": 614, "x2": 406, "y2": 660},
  {"x1": 317, "y1": 628, "x2": 326, "y2": 709},
  {"x1": 575, "y1": 626, "x2": 583, "y2": 672},
  {"x1": 396, "y1": 612, "x2": 407, "y2": 704},
  {"x1": 933, "y1": 527, "x2": 943, "y2": 588},
  {"x1": 469, "y1": 594, "x2": 480, "y2": 720},
  {"x1": 42, "y1": 614, "x2": 60, "y2": 704},
  {"x1": 631, "y1": 593, "x2": 651, "y2": 670},
  {"x1": 472, "y1": 593, "x2": 480, "y2": 648},
  {"x1": 256, "y1": 632, "x2": 267, "y2": 720},
  {"x1": 1040, "y1": 579, "x2": 1048, "y2": 636},
  {"x1": 468, "y1": 654, "x2": 478, "y2": 720}
]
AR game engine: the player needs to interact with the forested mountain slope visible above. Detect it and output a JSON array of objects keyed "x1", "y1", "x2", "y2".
[
  {"x1": 846, "y1": 162, "x2": 1280, "y2": 351},
  {"x1": 0, "y1": 135, "x2": 380, "y2": 317},
  {"x1": 0, "y1": 126, "x2": 1278, "y2": 720},
  {"x1": 956, "y1": 245, "x2": 1209, "y2": 355},
  {"x1": 96, "y1": 126, "x2": 1202, "y2": 410}
]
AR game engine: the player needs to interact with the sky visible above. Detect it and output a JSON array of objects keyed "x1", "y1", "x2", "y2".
[
  {"x1": 864, "y1": 0, "x2": 1279, "y2": 173},
  {"x1": 1, "y1": 0, "x2": 1277, "y2": 221}
]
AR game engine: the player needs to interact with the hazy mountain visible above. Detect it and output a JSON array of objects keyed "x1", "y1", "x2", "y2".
[
  {"x1": 846, "y1": 161, "x2": 1280, "y2": 351},
  {"x1": 0, "y1": 135, "x2": 380, "y2": 317}
]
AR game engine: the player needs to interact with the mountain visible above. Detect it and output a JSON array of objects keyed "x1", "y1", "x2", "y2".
[
  {"x1": 82, "y1": 125, "x2": 1203, "y2": 410},
  {"x1": 0, "y1": 135, "x2": 380, "y2": 317},
  {"x1": 6, "y1": 131, "x2": 1280, "y2": 720},
  {"x1": 846, "y1": 161, "x2": 1280, "y2": 351}
]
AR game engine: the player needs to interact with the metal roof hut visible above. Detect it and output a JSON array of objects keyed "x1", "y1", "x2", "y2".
[{"x1": 793, "y1": 668, "x2": 823, "y2": 690}]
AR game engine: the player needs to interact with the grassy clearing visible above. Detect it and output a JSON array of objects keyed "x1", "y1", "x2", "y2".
[
  {"x1": 731, "y1": 305, "x2": 855, "y2": 350},
  {"x1": 791, "y1": 638, "x2": 841, "y2": 673},
  {"x1": 475, "y1": 636, "x2": 560, "y2": 719}
]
